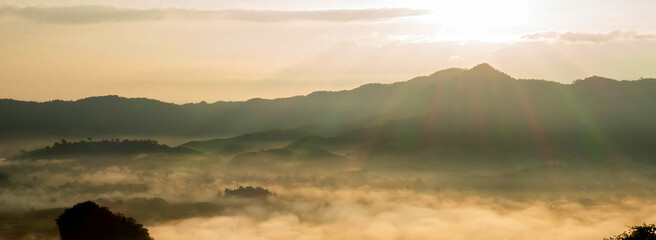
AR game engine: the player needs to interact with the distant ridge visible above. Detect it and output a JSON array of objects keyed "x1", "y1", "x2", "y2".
[
  {"x1": 0, "y1": 63, "x2": 628, "y2": 106},
  {"x1": 0, "y1": 64, "x2": 638, "y2": 105},
  {"x1": 1, "y1": 64, "x2": 655, "y2": 141}
]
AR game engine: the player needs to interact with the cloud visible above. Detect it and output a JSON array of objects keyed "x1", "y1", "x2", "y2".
[
  {"x1": 218, "y1": 8, "x2": 430, "y2": 22},
  {"x1": 147, "y1": 187, "x2": 656, "y2": 240},
  {"x1": 3, "y1": 150, "x2": 656, "y2": 240},
  {"x1": 0, "y1": 3, "x2": 429, "y2": 24},
  {"x1": 521, "y1": 30, "x2": 656, "y2": 43}
]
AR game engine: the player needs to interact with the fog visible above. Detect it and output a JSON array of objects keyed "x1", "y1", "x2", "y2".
[
  {"x1": 150, "y1": 189, "x2": 656, "y2": 240},
  {"x1": 1, "y1": 139, "x2": 655, "y2": 240}
]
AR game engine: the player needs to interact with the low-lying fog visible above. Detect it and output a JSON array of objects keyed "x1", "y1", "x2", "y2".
[{"x1": 1, "y1": 141, "x2": 655, "y2": 240}]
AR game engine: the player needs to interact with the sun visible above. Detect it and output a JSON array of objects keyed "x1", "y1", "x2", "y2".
[{"x1": 409, "y1": 0, "x2": 537, "y2": 42}]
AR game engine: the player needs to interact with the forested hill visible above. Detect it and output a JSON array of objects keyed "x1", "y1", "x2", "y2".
[
  {"x1": 2, "y1": 63, "x2": 655, "y2": 140},
  {"x1": 9, "y1": 139, "x2": 198, "y2": 160}
]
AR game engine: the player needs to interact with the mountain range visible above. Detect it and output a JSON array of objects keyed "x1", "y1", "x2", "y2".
[{"x1": 3, "y1": 63, "x2": 656, "y2": 161}]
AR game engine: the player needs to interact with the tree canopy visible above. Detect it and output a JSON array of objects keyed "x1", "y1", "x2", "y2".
[
  {"x1": 605, "y1": 224, "x2": 656, "y2": 240},
  {"x1": 56, "y1": 201, "x2": 152, "y2": 240}
]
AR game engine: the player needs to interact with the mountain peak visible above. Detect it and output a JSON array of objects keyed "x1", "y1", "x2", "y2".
[
  {"x1": 470, "y1": 63, "x2": 496, "y2": 71},
  {"x1": 583, "y1": 75, "x2": 615, "y2": 82},
  {"x1": 463, "y1": 63, "x2": 513, "y2": 81},
  {"x1": 573, "y1": 75, "x2": 617, "y2": 85}
]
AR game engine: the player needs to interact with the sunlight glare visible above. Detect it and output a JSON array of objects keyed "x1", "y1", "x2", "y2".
[{"x1": 414, "y1": 0, "x2": 536, "y2": 42}]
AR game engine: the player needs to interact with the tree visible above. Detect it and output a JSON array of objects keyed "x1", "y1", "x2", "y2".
[
  {"x1": 0, "y1": 172, "x2": 10, "y2": 187},
  {"x1": 605, "y1": 224, "x2": 656, "y2": 240},
  {"x1": 56, "y1": 201, "x2": 152, "y2": 240},
  {"x1": 223, "y1": 186, "x2": 273, "y2": 200}
]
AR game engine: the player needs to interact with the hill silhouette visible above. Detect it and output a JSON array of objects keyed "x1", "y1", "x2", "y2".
[
  {"x1": 3, "y1": 63, "x2": 650, "y2": 139},
  {"x1": 2, "y1": 64, "x2": 656, "y2": 162},
  {"x1": 229, "y1": 145, "x2": 344, "y2": 169},
  {"x1": 10, "y1": 139, "x2": 199, "y2": 160},
  {"x1": 182, "y1": 125, "x2": 324, "y2": 155}
]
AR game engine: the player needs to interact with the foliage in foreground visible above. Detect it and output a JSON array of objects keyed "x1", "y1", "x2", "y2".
[
  {"x1": 56, "y1": 201, "x2": 152, "y2": 240},
  {"x1": 605, "y1": 224, "x2": 656, "y2": 240}
]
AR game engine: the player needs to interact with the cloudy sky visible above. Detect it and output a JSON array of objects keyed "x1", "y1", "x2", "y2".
[{"x1": 1, "y1": 0, "x2": 655, "y2": 103}]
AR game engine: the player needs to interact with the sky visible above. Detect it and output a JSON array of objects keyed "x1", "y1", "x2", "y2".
[{"x1": 1, "y1": 0, "x2": 655, "y2": 103}]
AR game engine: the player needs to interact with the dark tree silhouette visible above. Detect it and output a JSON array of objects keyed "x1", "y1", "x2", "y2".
[
  {"x1": 55, "y1": 201, "x2": 153, "y2": 240},
  {"x1": 11, "y1": 139, "x2": 198, "y2": 160},
  {"x1": 224, "y1": 186, "x2": 273, "y2": 200},
  {"x1": 0, "y1": 172, "x2": 9, "y2": 187},
  {"x1": 605, "y1": 224, "x2": 656, "y2": 240}
]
